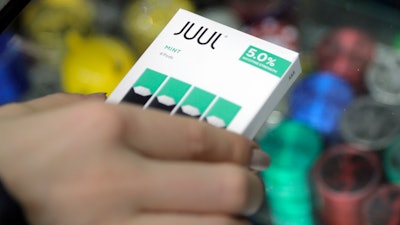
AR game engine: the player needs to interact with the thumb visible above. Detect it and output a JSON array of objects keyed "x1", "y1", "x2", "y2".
[
  {"x1": 0, "y1": 92, "x2": 106, "y2": 118},
  {"x1": 25, "y1": 93, "x2": 107, "y2": 111}
]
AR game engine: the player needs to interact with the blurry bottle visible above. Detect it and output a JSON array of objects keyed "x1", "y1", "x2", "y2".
[
  {"x1": 395, "y1": 32, "x2": 400, "y2": 49},
  {"x1": 90, "y1": 0, "x2": 130, "y2": 35},
  {"x1": 258, "y1": 119, "x2": 323, "y2": 225},
  {"x1": 61, "y1": 33, "x2": 136, "y2": 95},
  {"x1": 243, "y1": 17, "x2": 299, "y2": 51},
  {"x1": 384, "y1": 137, "x2": 400, "y2": 185},
  {"x1": 19, "y1": 0, "x2": 94, "y2": 63},
  {"x1": 0, "y1": 32, "x2": 28, "y2": 105},
  {"x1": 234, "y1": 0, "x2": 299, "y2": 51},
  {"x1": 288, "y1": 71, "x2": 354, "y2": 142},
  {"x1": 339, "y1": 96, "x2": 400, "y2": 151},
  {"x1": 365, "y1": 43, "x2": 400, "y2": 106},
  {"x1": 198, "y1": 5, "x2": 242, "y2": 30},
  {"x1": 227, "y1": 0, "x2": 298, "y2": 25},
  {"x1": 312, "y1": 144, "x2": 382, "y2": 225},
  {"x1": 361, "y1": 185, "x2": 400, "y2": 225},
  {"x1": 123, "y1": 0, "x2": 195, "y2": 54},
  {"x1": 316, "y1": 27, "x2": 376, "y2": 92}
]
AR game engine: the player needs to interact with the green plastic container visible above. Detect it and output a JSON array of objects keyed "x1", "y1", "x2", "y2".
[
  {"x1": 384, "y1": 137, "x2": 400, "y2": 185},
  {"x1": 257, "y1": 120, "x2": 323, "y2": 225}
]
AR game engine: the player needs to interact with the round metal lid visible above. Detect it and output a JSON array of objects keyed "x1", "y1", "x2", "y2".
[
  {"x1": 366, "y1": 44, "x2": 400, "y2": 106},
  {"x1": 339, "y1": 96, "x2": 400, "y2": 150}
]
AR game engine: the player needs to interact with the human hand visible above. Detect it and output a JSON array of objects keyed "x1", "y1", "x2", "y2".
[{"x1": 0, "y1": 93, "x2": 269, "y2": 225}]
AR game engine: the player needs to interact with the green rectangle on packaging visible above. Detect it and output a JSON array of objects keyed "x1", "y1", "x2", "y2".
[
  {"x1": 156, "y1": 78, "x2": 191, "y2": 104},
  {"x1": 133, "y1": 69, "x2": 167, "y2": 94},
  {"x1": 206, "y1": 98, "x2": 241, "y2": 127},
  {"x1": 239, "y1": 45, "x2": 291, "y2": 78},
  {"x1": 180, "y1": 87, "x2": 216, "y2": 115}
]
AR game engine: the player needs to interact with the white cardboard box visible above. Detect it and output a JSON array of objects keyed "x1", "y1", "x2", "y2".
[{"x1": 107, "y1": 9, "x2": 301, "y2": 139}]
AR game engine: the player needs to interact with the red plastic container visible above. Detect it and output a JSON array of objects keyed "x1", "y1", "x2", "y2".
[
  {"x1": 316, "y1": 27, "x2": 375, "y2": 92},
  {"x1": 312, "y1": 144, "x2": 382, "y2": 225},
  {"x1": 362, "y1": 185, "x2": 400, "y2": 225}
]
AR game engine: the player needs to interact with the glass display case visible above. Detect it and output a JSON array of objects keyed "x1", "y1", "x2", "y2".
[{"x1": 1, "y1": 0, "x2": 399, "y2": 224}]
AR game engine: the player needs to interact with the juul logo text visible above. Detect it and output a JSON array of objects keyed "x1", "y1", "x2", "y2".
[{"x1": 174, "y1": 21, "x2": 222, "y2": 50}]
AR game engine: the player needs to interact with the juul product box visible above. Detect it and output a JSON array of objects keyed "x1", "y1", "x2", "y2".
[{"x1": 106, "y1": 9, "x2": 301, "y2": 139}]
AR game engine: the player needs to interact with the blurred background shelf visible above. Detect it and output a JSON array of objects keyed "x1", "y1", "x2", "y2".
[{"x1": 1, "y1": 1, "x2": 400, "y2": 225}]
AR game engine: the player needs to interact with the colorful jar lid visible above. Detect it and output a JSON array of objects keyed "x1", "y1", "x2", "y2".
[
  {"x1": 362, "y1": 185, "x2": 400, "y2": 225},
  {"x1": 263, "y1": 165, "x2": 312, "y2": 187},
  {"x1": 288, "y1": 71, "x2": 354, "y2": 136},
  {"x1": 366, "y1": 43, "x2": 400, "y2": 106},
  {"x1": 20, "y1": 0, "x2": 94, "y2": 50},
  {"x1": 228, "y1": 0, "x2": 297, "y2": 24},
  {"x1": 0, "y1": 32, "x2": 28, "y2": 105},
  {"x1": 316, "y1": 27, "x2": 376, "y2": 92},
  {"x1": 313, "y1": 144, "x2": 381, "y2": 198},
  {"x1": 258, "y1": 120, "x2": 322, "y2": 224},
  {"x1": 61, "y1": 33, "x2": 136, "y2": 95},
  {"x1": 257, "y1": 119, "x2": 323, "y2": 169},
  {"x1": 270, "y1": 209, "x2": 315, "y2": 225},
  {"x1": 394, "y1": 32, "x2": 400, "y2": 49},
  {"x1": 243, "y1": 17, "x2": 299, "y2": 50},
  {"x1": 339, "y1": 96, "x2": 400, "y2": 150},
  {"x1": 123, "y1": 0, "x2": 195, "y2": 54},
  {"x1": 312, "y1": 144, "x2": 382, "y2": 225},
  {"x1": 198, "y1": 5, "x2": 242, "y2": 30},
  {"x1": 384, "y1": 137, "x2": 400, "y2": 185}
]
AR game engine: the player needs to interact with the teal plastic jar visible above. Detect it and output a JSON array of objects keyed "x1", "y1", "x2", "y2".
[
  {"x1": 257, "y1": 119, "x2": 323, "y2": 225},
  {"x1": 384, "y1": 137, "x2": 400, "y2": 185}
]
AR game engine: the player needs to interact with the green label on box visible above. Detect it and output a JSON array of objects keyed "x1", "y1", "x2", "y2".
[
  {"x1": 205, "y1": 98, "x2": 241, "y2": 128},
  {"x1": 240, "y1": 45, "x2": 291, "y2": 78}
]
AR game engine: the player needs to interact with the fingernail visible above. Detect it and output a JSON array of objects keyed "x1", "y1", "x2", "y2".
[
  {"x1": 249, "y1": 149, "x2": 270, "y2": 171},
  {"x1": 243, "y1": 173, "x2": 264, "y2": 216}
]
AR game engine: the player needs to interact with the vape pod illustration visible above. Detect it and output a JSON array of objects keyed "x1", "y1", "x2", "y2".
[
  {"x1": 123, "y1": 69, "x2": 168, "y2": 105},
  {"x1": 203, "y1": 98, "x2": 241, "y2": 129},
  {"x1": 148, "y1": 77, "x2": 191, "y2": 112},
  {"x1": 122, "y1": 68, "x2": 242, "y2": 129},
  {"x1": 175, "y1": 87, "x2": 216, "y2": 118}
]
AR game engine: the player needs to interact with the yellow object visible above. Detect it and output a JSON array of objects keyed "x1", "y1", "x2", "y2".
[
  {"x1": 21, "y1": 0, "x2": 94, "y2": 49},
  {"x1": 124, "y1": 0, "x2": 195, "y2": 54},
  {"x1": 61, "y1": 33, "x2": 136, "y2": 95}
]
